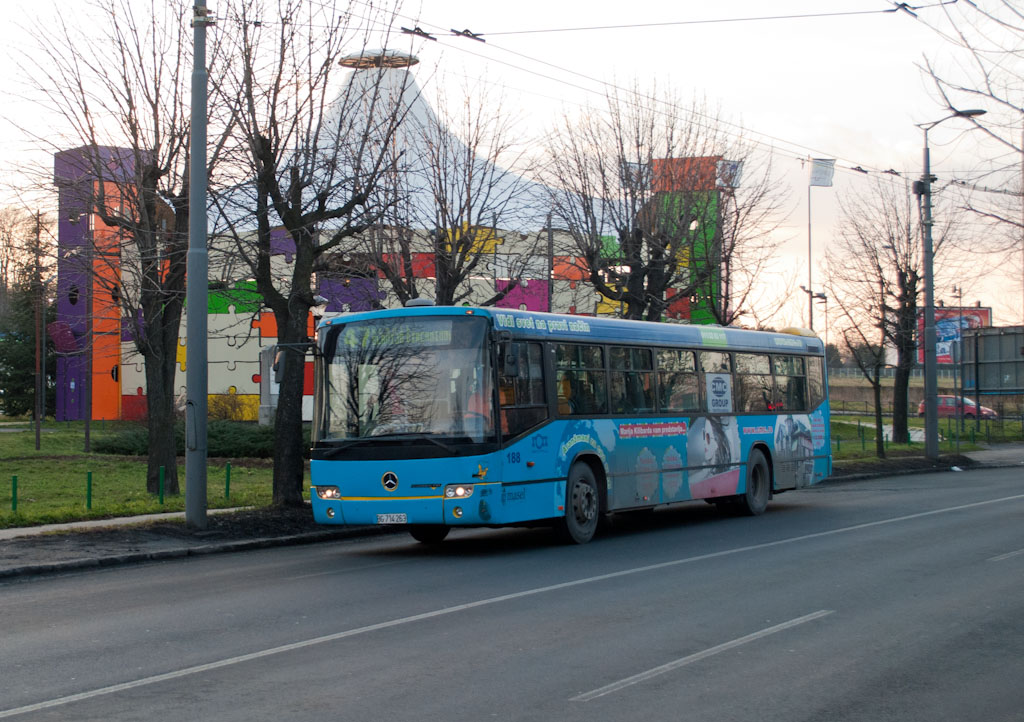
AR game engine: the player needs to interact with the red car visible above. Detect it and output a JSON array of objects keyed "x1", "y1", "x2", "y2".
[{"x1": 917, "y1": 395, "x2": 997, "y2": 419}]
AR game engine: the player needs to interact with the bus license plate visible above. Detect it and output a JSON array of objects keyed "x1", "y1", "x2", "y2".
[{"x1": 376, "y1": 513, "x2": 407, "y2": 525}]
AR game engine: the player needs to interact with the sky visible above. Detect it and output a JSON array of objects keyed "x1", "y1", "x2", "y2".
[{"x1": 1, "y1": 0, "x2": 1017, "y2": 328}]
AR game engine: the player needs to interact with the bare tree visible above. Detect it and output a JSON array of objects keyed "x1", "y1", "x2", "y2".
[
  {"x1": 917, "y1": 1, "x2": 1024, "y2": 322},
  {"x1": 210, "y1": 0, "x2": 409, "y2": 506},
  {"x1": 544, "y1": 84, "x2": 786, "y2": 323},
  {"x1": 825, "y1": 178, "x2": 965, "y2": 448},
  {"x1": 17, "y1": 0, "x2": 228, "y2": 495},
  {"x1": 0, "y1": 207, "x2": 40, "y2": 315},
  {"x1": 364, "y1": 76, "x2": 544, "y2": 307}
]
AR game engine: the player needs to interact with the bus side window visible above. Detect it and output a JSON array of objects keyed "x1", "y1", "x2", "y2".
[
  {"x1": 610, "y1": 346, "x2": 654, "y2": 414},
  {"x1": 699, "y1": 351, "x2": 732, "y2": 374},
  {"x1": 806, "y1": 356, "x2": 825, "y2": 409},
  {"x1": 499, "y1": 342, "x2": 548, "y2": 441},
  {"x1": 773, "y1": 355, "x2": 808, "y2": 412},
  {"x1": 657, "y1": 348, "x2": 699, "y2": 412},
  {"x1": 555, "y1": 343, "x2": 608, "y2": 415},
  {"x1": 735, "y1": 353, "x2": 773, "y2": 413}
]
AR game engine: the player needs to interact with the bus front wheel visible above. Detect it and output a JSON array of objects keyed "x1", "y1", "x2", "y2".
[
  {"x1": 556, "y1": 463, "x2": 600, "y2": 544},
  {"x1": 409, "y1": 525, "x2": 450, "y2": 544},
  {"x1": 736, "y1": 449, "x2": 770, "y2": 516}
]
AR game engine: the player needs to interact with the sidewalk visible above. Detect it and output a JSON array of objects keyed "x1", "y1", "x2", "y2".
[
  {"x1": 2, "y1": 444, "x2": 1023, "y2": 580},
  {"x1": 0, "y1": 508, "x2": 245, "y2": 541},
  {"x1": 954, "y1": 443, "x2": 1024, "y2": 466}
]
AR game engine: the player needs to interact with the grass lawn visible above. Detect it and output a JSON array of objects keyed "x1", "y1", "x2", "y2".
[
  {"x1": 830, "y1": 413, "x2": 1023, "y2": 460},
  {"x1": 2, "y1": 411, "x2": 1020, "y2": 528},
  {"x1": 0, "y1": 420, "x2": 307, "y2": 528}
]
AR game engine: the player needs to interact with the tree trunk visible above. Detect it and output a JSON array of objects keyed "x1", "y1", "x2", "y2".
[
  {"x1": 271, "y1": 328, "x2": 307, "y2": 507},
  {"x1": 891, "y1": 362, "x2": 911, "y2": 444},
  {"x1": 143, "y1": 347, "x2": 180, "y2": 495}
]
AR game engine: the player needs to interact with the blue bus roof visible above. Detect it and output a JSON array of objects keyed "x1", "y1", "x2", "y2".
[{"x1": 319, "y1": 306, "x2": 823, "y2": 356}]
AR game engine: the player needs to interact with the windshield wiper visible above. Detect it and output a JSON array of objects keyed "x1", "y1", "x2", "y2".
[{"x1": 337, "y1": 432, "x2": 459, "y2": 454}]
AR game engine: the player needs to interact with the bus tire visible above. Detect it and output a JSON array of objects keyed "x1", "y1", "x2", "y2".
[
  {"x1": 556, "y1": 463, "x2": 600, "y2": 544},
  {"x1": 736, "y1": 449, "x2": 770, "y2": 516},
  {"x1": 409, "y1": 525, "x2": 450, "y2": 544}
]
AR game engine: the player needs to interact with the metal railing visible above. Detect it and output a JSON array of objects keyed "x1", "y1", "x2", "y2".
[{"x1": 828, "y1": 366, "x2": 956, "y2": 380}]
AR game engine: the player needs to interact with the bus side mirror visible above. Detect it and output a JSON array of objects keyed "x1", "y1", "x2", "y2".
[{"x1": 502, "y1": 342, "x2": 521, "y2": 378}]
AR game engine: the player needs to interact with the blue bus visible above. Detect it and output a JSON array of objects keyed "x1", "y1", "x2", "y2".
[{"x1": 309, "y1": 306, "x2": 831, "y2": 544}]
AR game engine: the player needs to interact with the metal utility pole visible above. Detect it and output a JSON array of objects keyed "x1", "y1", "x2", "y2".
[
  {"x1": 33, "y1": 212, "x2": 42, "y2": 451},
  {"x1": 185, "y1": 2, "x2": 214, "y2": 530},
  {"x1": 546, "y1": 212, "x2": 553, "y2": 312},
  {"x1": 806, "y1": 159, "x2": 835, "y2": 331},
  {"x1": 916, "y1": 108, "x2": 985, "y2": 462}
]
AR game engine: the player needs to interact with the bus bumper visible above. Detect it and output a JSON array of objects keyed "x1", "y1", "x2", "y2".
[
  {"x1": 311, "y1": 480, "x2": 562, "y2": 528},
  {"x1": 311, "y1": 495, "x2": 443, "y2": 526}
]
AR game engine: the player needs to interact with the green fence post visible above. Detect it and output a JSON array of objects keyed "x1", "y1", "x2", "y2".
[
  {"x1": 159, "y1": 465, "x2": 165, "y2": 505},
  {"x1": 225, "y1": 462, "x2": 231, "y2": 500},
  {"x1": 11, "y1": 475, "x2": 17, "y2": 513},
  {"x1": 87, "y1": 471, "x2": 92, "y2": 510}
]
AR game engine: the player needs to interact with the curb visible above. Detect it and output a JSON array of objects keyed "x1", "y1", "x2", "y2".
[
  {"x1": 826, "y1": 457, "x2": 1023, "y2": 483},
  {"x1": 0, "y1": 526, "x2": 396, "y2": 581}
]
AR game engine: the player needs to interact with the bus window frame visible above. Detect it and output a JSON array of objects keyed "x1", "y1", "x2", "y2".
[{"x1": 496, "y1": 339, "x2": 550, "y2": 444}]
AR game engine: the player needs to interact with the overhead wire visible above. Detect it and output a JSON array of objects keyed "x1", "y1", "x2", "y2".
[
  {"x1": 363, "y1": 2, "x2": 932, "y2": 179},
  {"x1": 231, "y1": 0, "x2": 1004, "y2": 195}
]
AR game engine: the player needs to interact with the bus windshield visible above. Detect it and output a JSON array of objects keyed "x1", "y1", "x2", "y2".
[{"x1": 318, "y1": 315, "x2": 494, "y2": 443}]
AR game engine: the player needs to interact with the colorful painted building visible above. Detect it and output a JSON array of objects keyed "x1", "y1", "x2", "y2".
[{"x1": 50, "y1": 55, "x2": 730, "y2": 423}]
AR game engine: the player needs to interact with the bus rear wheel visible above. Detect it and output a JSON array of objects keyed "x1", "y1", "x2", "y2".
[
  {"x1": 409, "y1": 525, "x2": 450, "y2": 544},
  {"x1": 735, "y1": 449, "x2": 770, "y2": 516},
  {"x1": 556, "y1": 463, "x2": 600, "y2": 544}
]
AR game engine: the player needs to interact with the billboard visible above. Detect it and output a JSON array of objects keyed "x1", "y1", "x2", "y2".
[{"x1": 917, "y1": 306, "x2": 993, "y2": 364}]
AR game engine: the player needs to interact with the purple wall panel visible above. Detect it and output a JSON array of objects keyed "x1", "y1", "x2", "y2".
[
  {"x1": 121, "y1": 309, "x2": 144, "y2": 342},
  {"x1": 270, "y1": 228, "x2": 295, "y2": 262},
  {"x1": 496, "y1": 280, "x2": 549, "y2": 312},
  {"x1": 54, "y1": 145, "x2": 136, "y2": 187},
  {"x1": 319, "y1": 277, "x2": 386, "y2": 312},
  {"x1": 53, "y1": 145, "x2": 138, "y2": 421},
  {"x1": 54, "y1": 188, "x2": 91, "y2": 421},
  {"x1": 55, "y1": 355, "x2": 86, "y2": 422}
]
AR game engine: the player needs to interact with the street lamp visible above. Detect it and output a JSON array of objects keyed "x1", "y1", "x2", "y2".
[
  {"x1": 814, "y1": 291, "x2": 828, "y2": 351},
  {"x1": 800, "y1": 286, "x2": 828, "y2": 341},
  {"x1": 915, "y1": 107, "x2": 986, "y2": 461}
]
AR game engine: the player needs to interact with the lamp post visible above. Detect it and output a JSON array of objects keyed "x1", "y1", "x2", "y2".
[
  {"x1": 799, "y1": 285, "x2": 826, "y2": 331},
  {"x1": 915, "y1": 107, "x2": 985, "y2": 461},
  {"x1": 814, "y1": 291, "x2": 828, "y2": 349}
]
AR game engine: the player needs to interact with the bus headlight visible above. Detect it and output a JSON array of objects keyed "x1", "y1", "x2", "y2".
[
  {"x1": 316, "y1": 486, "x2": 341, "y2": 500},
  {"x1": 444, "y1": 484, "x2": 474, "y2": 499}
]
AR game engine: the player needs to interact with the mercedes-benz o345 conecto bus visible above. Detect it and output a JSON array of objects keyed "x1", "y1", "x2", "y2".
[{"x1": 309, "y1": 306, "x2": 831, "y2": 544}]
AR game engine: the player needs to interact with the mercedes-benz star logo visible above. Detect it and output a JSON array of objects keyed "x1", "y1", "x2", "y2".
[{"x1": 381, "y1": 472, "x2": 399, "y2": 492}]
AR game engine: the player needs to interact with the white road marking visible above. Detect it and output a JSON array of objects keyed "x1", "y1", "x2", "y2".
[
  {"x1": 3, "y1": 492, "x2": 1022, "y2": 719},
  {"x1": 570, "y1": 610, "x2": 835, "y2": 702},
  {"x1": 988, "y1": 548, "x2": 1024, "y2": 562}
]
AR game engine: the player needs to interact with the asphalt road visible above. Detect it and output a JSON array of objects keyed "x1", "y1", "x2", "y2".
[{"x1": 2, "y1": 468, "x2": 1022, "y2": 722}]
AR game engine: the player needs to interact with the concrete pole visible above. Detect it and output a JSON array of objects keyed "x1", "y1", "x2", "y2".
[
  {"x1": 921, "y1": 134, "x2": 939, "y2": 461},
  {"x1": 185, "y1": 2, "x2": 213, "y2": 529},
  {"x1": 807, "y1": 185, "x2": 814, "y2": 331}
]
